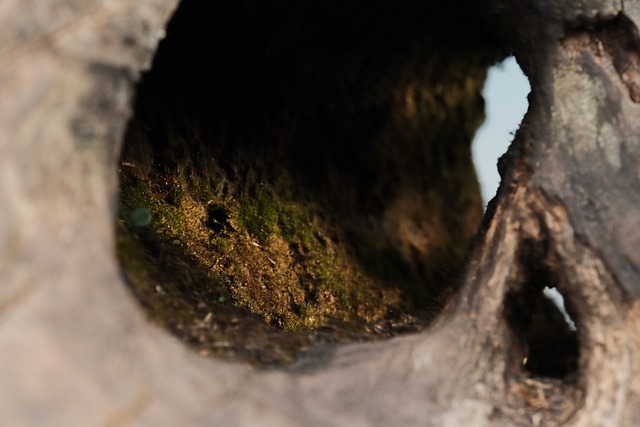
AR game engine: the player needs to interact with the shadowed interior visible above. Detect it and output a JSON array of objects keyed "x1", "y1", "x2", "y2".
[
  {"x1": 117, "y1": 0, "x2": 506, "y2": 364},
  {"x1": 503, "y1": 241, "x2": 580, "y2": 379}
]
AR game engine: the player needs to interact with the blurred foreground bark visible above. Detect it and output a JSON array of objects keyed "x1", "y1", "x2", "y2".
[{"x1": 2, "y1": 0, "x2": 640, "y2": 425}]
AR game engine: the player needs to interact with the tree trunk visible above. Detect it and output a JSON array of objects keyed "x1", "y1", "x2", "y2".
[{"x1": 2, "y1": 0, "x2": 640, "y2": 426}]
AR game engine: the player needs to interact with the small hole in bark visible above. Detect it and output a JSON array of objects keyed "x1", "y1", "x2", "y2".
[
  {"x1": 504, "y1": 263, "x2": 579, "y2": 379},
  {"x1": 205, "y1": 204, "x2": 231, "y2": 234}
]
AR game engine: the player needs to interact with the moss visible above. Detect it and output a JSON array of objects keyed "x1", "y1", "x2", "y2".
[
  {"x1": 118, "y1": 163, "x2": 405, "y2": 337},
  {"x1": 235, "y1": 186, "x2": 277, "y2": 244}
]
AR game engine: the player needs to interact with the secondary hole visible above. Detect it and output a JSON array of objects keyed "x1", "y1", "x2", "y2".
[
  {"x1": 523, "y1": 287, "x2": 579, "y2": 378},
  {"x1": 504, "y1": 263, "x2": 579, "y2": 379}
]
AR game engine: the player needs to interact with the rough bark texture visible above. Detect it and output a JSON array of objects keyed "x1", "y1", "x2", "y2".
[{"x1": 3, "y1": 0, "x2": 640, "y2": 426}]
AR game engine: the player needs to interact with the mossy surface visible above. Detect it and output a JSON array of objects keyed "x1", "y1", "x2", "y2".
[
  {"x1": 119, "y1": 164, "x2": 405, "y2": 328},
  {"x1": 117, "y1": 0, "x2": 504, "y2": 365},
  {"x1": 118, "y1": 165, "x2": 419, "y2": 364}
]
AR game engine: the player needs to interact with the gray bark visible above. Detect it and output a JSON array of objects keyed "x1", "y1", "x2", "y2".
[{"x1": 2, "y1": 0, "x2": 640, "y2": 425}]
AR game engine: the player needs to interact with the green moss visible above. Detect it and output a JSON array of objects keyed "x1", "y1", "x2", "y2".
[
  {"x1": 119, "y1": 163, "x2": 406, "y2": 336},
  {"x1": 236, "y1": 185, "x2": 281, "y2": 244}
]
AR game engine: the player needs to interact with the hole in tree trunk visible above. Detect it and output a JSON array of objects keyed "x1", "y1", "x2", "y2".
[
  {"x1": 522, "y1": 287, "x2": 579, "y2": 378},
  {"x1": 116, "y1": 0, "x2": 505, "y2": 365},
  {"x1": 504, "y1": 251, "x2": 580, "y2": 379}
]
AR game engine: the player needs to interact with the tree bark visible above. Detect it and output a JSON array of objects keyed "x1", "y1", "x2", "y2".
[
  {"x1": 2, "y1": 0, "x2": 640, "y2": 426},
  {"x1": 452, "y1": 1, "x2": 640, "y2": 424}
]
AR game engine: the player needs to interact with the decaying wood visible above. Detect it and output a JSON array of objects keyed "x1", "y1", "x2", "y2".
[{"x1": 2, "y1": 0, "x2": 640, "y2": 425}]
